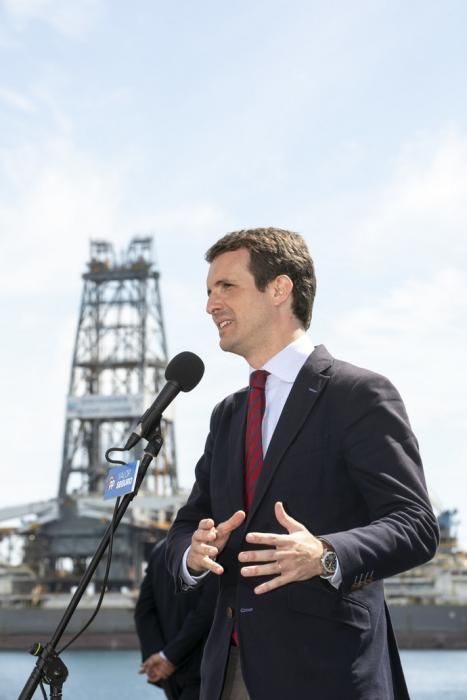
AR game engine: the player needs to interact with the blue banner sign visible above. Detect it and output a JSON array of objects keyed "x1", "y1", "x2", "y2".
[{"x1": 103, "y1": 461, "x2": 139, "y2": 500}]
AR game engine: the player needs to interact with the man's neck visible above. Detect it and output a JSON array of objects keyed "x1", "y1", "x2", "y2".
[{"x1": 246, "y1": 328, "x2": 306, "y2": 369}]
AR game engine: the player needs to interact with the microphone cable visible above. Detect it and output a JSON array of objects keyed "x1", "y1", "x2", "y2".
[{"x1": 56, "y1": 447, "x2": 126, "y2": 655}]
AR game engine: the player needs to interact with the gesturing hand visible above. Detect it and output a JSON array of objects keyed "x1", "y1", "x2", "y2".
[
  {"x1": 239, "y1": 501, "x2": 325, "y2": 594},
  {"x1": 187, "y1": 510, "x2": 246, "y2": 575}
]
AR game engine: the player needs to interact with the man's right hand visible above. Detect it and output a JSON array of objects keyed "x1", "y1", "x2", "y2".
[
  {"x1": 187, "y1": 510, "x2": 246, "y2": 575},
  {"x1": 140, "y1": 653, "x2": 176, "y2": 683}
]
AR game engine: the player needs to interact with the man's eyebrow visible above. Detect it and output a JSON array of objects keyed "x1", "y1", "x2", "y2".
[{"x1": 206, "y1": 277, "x2": 235, "y2": 295}]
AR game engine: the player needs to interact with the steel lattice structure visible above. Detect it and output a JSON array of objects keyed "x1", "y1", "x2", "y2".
[
  {"x1": 16, "y1": 237, "x2": 184, "y2": 592},
  {"x1": 59, "y1": 237, "x2": 178, "y2": 500}
]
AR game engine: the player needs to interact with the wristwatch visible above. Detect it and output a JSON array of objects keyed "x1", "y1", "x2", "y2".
[{"x1": 320, "y1": 543, "x2": 338, "y2": 577}]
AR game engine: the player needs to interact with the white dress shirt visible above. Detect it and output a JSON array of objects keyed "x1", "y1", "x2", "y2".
[
  {"x1": 260, "y1": 333, "x2": 314, "y2": 453},
  {"x1": 182, "y1": 334, "x2": 341, "y2": 586}
]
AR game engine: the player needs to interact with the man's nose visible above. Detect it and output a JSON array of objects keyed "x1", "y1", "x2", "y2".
[{"x1": 206, "y1": 292, "x2": 221, "y2": 315}]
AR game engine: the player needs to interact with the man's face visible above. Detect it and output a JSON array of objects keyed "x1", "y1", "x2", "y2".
[{"x1": 206, "y1": 248, "x2": 277, "y2": 362}]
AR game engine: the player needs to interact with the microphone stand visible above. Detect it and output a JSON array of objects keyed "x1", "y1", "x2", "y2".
[{"x1": 18, "y1": 426, "x2": 164, "y2": 700}]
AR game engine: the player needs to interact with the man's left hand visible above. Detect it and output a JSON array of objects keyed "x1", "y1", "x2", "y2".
[{"x1": 239, "y1": 501, "x2": 325, "y2": 594}]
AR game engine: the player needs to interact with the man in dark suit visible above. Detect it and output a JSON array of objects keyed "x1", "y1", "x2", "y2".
[
  {"x1": 166, "y1": 228, "x2": 439, "y2": 700},
  {"x1": 135, "y1": 538, "x2": 216, "y2": 700}
]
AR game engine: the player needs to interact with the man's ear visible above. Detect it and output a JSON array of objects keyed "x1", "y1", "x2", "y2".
[{"x1": 271, "y1": 275, "x2": 293, "y2": 305}]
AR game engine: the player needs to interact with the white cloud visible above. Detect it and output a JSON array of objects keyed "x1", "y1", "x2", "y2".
[
  {"x1": 0, "y1": 86, "x2": 35, "y2": 113},
  {"x1": 310, "y1": 128, "x2": 467, "y2": 547},
  {"x1": 0, "y1": 124, "x2": 237, "y2": 516},
  {"x1": 329, "y1": 267, "x2": 467, "y2": 414},
  {"x1": 324, "y1": 128, "x2": 467, "y2": 432},
  {"x1": 1, "y1": 0, "x2": 106, "y2": 37},
  {"x1": 0, "y1": 136, "x2": 130, "y2": 297},
  {"x1": 0, "y1": 23, "x2": 20, "y2": 47},
  {"x1": 326, "y1": 267, "x2": 467, "y2": 545},
  {"x1": 351, "y1": 130, "x2": 467, "y2": 267},
  {"x1": 133, "y1": 204, "x2": 229, "y2": 248}
]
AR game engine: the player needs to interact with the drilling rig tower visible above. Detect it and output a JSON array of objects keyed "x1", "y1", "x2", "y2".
[{"x1": 20, "y1": 237, "x2": 183, "y2": 592}]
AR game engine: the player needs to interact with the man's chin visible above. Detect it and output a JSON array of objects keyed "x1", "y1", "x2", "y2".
[
  {"x1": 219, "y1": 338, "x2": 232, "y2": 352},
  {"x1": 219, "y1": 337, "x2": 242, "y2": 356}
]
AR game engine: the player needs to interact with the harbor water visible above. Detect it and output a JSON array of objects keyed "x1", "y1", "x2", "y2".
[{"x1": 0, "y1": 649, "x2": 466, "y2": 699}]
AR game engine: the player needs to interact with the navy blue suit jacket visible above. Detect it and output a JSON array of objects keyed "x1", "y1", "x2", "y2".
[
  {"x1": 134, "y1": 539, "x2": 216, "y2": 697},
  {"x1": 166, "y1": 346, "x2": 439, "y2": 699}
]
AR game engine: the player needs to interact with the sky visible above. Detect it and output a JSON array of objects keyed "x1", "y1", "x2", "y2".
[{"x1": 0, "y1": 0, "x2": 466, "y2": 548}]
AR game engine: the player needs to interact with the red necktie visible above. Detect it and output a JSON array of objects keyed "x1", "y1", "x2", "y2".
[
  {"x1": 244, "y1": 370, "x2": 269, "y2": 511},
  {"x1": 233, "y1": 370, "x2": 269, "y2": 647}
]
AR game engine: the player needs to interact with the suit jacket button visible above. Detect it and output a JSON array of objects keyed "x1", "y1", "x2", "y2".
[{"x1": 226, "y1": 606, "x2": 234, "y2": 619}]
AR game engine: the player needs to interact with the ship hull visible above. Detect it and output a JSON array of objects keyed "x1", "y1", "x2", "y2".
[
  {"x1": 1, "y1": 603, "x2": 466, "y2": 651},
  {"x1": 0, "y1": 607, "x2": 139, "y2": 650},
  {"x1": 388, "y1": 603, "x2": 467, "y2": 649}
]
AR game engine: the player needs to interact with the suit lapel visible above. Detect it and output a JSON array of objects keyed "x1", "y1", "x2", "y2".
[
  {"x1": 246, "y1": 345, "x2": 333, "y2": 525},
  {"x1": 226, "y1": 388, "x2": 248, "y2": 513}
]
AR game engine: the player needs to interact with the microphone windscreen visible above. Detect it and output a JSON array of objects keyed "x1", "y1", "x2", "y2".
[{"x1": 165, "y1": 351, "x2": 205, "y2": 392}]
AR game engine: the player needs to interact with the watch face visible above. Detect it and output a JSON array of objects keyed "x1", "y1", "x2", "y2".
[{"x1": 322, "y1": 551, "x2": 337, "y2": 575}]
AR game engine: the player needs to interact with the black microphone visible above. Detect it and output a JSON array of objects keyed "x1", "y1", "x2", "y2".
[{"x1": 123, "y1": 351, "x2": 204, "y2": 450}]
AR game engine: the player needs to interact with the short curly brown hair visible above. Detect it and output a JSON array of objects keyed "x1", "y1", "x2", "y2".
[{"x1": 205, "y1": 227, "x2": 316, "y2": 328}]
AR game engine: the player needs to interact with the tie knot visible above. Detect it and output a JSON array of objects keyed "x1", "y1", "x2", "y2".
[{"x1": 249, "y1": 370, "x2": 269, "y2": 391}]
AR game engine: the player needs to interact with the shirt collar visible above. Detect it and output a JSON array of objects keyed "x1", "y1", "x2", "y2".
[{"x1": 249, "y1": 334, "x2": 314, "y2": 384}]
